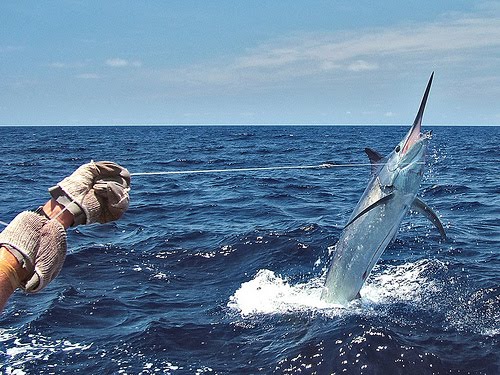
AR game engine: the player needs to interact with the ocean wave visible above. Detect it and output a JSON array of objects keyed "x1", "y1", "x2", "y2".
[
  {"x1": 423, "y1": 184, "x2": 470, "y2": 196},
  {"x1": 1, "y1": 125, "x2": 498, "y2": 373},
  {"x1": 444, "y1": 286, "x2": 500, "y2": 336},
  {"x1": 0, "y1": 329, "x2": 92, "y2": 373}
]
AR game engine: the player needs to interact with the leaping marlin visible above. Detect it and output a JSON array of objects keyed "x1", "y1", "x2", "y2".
[{"x1": 321, "y1": 72, "x2": 446, "y2": 305}]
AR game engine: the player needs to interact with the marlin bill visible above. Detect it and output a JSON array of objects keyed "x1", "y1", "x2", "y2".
[{"x1": 322, "y1": 72, "x2": 446, "y2": 305}]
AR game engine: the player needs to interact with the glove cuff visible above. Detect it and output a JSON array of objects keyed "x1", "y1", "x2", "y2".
[{"x1": 0, "y1": 211, "x2": 47, "y2": 272}]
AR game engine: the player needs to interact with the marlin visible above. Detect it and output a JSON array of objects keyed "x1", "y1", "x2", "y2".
[{"x1": 321, "y1": 72, "x2": 446, "y2": 305}]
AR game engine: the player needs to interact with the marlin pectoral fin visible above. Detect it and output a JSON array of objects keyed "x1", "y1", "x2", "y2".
[
  {"x1": 412, "y1": 197, "x2": 447, "y2": 240},
  {"x1": 344, "y1": 193, "x2": 395, "y2": 229},
  {"x1": 365, "y1": 148, "x2": 384, "y2": 174}
]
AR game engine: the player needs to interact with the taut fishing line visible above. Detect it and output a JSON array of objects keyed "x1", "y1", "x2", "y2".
[
  {"x1": 0, "y1": 161, "x2": 392, "y2": 226},
  {"x1": 130, "y1": 162, "x2": 377, "y2": 176}
]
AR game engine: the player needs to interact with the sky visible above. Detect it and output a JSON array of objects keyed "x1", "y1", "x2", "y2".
[{"x1": 1, "y1": 1, "x2": 499, "y2": 126}]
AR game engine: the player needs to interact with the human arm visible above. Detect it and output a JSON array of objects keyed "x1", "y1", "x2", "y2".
[{"x1": 0, "y1": 161, "x2": 130, "y2": 312}]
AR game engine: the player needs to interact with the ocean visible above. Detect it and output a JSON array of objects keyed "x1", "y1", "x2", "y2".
[{"x1": 0, "y1": 125, "x2": 498, "y2": 374}]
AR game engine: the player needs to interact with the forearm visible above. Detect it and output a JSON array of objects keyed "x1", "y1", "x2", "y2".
[{"x1": 0, "y1": 246, "x2": 25, "y2": 311}]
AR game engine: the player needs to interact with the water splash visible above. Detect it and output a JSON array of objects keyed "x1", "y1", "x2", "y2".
[
  {"x1": 227, "y1": 259, "x2": 447, "y2": 317},
  {"x1": 361, "y1": 259, "x2": 446, "y2": 305},
  {"x1": 227, "y1": 269, "x2": 334, "y2": 316}
]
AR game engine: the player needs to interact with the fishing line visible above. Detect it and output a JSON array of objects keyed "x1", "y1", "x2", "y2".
[
  {"x1": 131, "y1": 162, "x2": 377, "y2": 177},
  {"x1": 0, "y1": 161, "x2": 414, "y2": 227}
]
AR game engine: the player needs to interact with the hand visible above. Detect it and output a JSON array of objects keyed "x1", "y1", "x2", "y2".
[
  {"x1": 24, "y1": 219, "x2": 67, "y2": 293},
  {"x1": 0, "y1": 211, "x2": 66, "y2": 292},
  {"x1": 0, "y1": 212, "x2": 46, "y2": 274},
  {"x1": 50, "y1": 161, "x2": 131, "y2": 225}
]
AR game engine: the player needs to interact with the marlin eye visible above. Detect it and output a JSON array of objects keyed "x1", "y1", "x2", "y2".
[{"x1": 395, "y1": 145, "x2": 401, "y2": 153}]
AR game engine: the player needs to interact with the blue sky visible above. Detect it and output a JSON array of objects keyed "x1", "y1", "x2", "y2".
[{"x1": 1, "y1": 1, "x2": 499, "y2": 125}]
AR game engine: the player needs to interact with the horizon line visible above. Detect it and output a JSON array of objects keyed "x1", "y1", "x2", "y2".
[{"x1": 0, "y1": 123, "x2": 499, "y2": 127}]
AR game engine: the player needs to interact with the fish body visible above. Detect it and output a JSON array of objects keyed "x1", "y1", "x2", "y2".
[{"x1": 322, "y1": 73, "x2": 446, "y2": 304}]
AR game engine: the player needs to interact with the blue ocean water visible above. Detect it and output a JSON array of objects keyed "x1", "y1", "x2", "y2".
[{"x1": 0, "y1": 125, "x2": 498, "y2": 374}]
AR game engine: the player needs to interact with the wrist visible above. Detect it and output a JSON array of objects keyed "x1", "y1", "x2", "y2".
[
  {"x1": 40, "y1": 199, "x2": 74, "y2": 229},
  {"x1": 0, "y1": 246, "x2": 25, "y2": 290}
]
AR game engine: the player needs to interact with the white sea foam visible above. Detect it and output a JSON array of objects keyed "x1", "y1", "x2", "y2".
[
  {"x1": 361, "y1": 259, "x2": 445, "y2": 305},
  {"x1": 1, "y1": 329, "x2": 186, "y2": 374},
  {"x1": 0, "y1": 329, "x2": 92, "y2": 372},
  {"x1": 227, "y1": 259, "x2": 446, "y2": 317},
  {"x1": 227, "y1": 269, "x2": 336, "y2": 317}
]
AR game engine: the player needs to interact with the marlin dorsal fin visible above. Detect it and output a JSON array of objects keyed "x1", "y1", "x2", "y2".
[
  {"x1": 344, "y1": 193, "x2": 395, "y2": 229},
  {"x1": 411, "y1": 197, "x2": 447, "y2": 240},
  {"x1": 364, "y1": 148, "x2": 384, "y2": 174}
]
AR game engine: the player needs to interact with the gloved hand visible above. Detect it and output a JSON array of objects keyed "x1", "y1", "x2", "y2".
[
  {"x1": 24, "y1": 219, "x2": 67, "y2": 293},
  {"x1": 50, "y1": 161, "x2": 131, "y2": 225},
  {"x1": 0, "y1": 211, "x2": 47, "y2": 273},
  {"x1": 0, "y1": 211, "x2": 66, "y2": 292}
]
